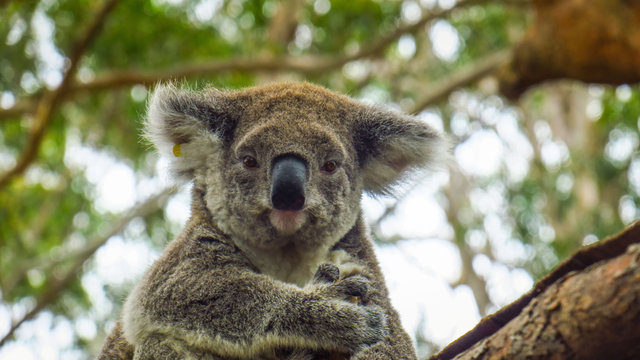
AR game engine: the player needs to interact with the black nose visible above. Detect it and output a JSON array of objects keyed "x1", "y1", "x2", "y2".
[{"x1": 271, "y1": 155, "x2": 307, "y2": 211}]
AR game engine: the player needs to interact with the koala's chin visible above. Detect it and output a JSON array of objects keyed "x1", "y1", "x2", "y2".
[{"x1": 269, "y1": 209, "x2": 307, "y2": 235}]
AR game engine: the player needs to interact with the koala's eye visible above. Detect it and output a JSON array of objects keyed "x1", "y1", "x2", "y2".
[
  {"x1": 321, "y1": 160, "x2": 339, "y2": 173},
  {"x1": 243, "y1": 156, "x2": 259, "y2": 168}
]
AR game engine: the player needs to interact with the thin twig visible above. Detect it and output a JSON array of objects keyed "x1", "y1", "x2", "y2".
[
  {"x1": 0, "y1": 0, "x2": 121, "y2": 189},
  {"x1": 0, "y1": 187, "x2": 174, "y2": 347},
  {"x1": 441, "y1": 165, "x2": 492, "y2": 317}
]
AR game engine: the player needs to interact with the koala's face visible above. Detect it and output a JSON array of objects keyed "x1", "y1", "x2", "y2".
[
  {"x1": 146, "y1": 83, "x2": 445, "y2": 251},
  {"x1": 213, "y1": 97, "x2": 362, "y2": 250}
]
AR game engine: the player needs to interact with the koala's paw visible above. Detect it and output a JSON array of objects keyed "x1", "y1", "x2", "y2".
[
  {"x1": 308, "y1": 267, "x2": 370, "y2": 303},
  {"x1": 313, "y1": 263, "x2": 340, "y2": 284},
  {"x1": 360, "y1": 305, "x2": 389, "y2": 346},
  {"x1": 336, "y1": 275, "x2": 370, "y2": 300},
  {"x1": 305, "y1": 268, "x2": 388, "y2": 354},
  {"x1": 331, "y1": 304, "x2": 389, "y2": 353}
]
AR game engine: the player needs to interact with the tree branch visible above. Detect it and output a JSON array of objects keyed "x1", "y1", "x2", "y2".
[
  {"x1": 266, "y1": 0, "x2": 306, "y2": 45},
  {"x1": 409, "y1": 49, "x2": 512, "y2": 114},
  {"x1": 440, "y1": 241, "x2": 640, "y2": 359},
  {"x1": 0, "y1": 174, "x2": 73, "y2": 296},
  {"x1": 0, "y1": 0, "x2": 121, "y2": 189},
  {"x1": 0, "y1": 0, "x2": 502, "y2": 121},
  {"x1": 431, "y1": 221, "x2": 640, "y2": 360},
  {"x1": 498, "y1": 0, "x2": 640, "y2": 98},
  {"x1": 443, "y1": 166, "x2": 492, "y2": 318},
  {"x1": 0, "y1": 187, "x2": 174, "y2": 348}
]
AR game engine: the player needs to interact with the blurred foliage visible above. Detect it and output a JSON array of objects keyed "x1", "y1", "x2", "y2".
[{"x1": 1, "y1": 0, "x2": 639, "y2": 358}]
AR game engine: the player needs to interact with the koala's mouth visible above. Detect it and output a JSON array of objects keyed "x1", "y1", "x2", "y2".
[{"x1": 269, "y1": 209, "x2": 307, "y2": 235}]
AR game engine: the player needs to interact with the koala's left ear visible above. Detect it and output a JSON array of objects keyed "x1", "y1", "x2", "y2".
[
  {"x1": 353, "y1": 106, "x2": 449, "y2": 195},
  {"x1": 145, "y1": 84, "x2": 238, "y2": 180}
]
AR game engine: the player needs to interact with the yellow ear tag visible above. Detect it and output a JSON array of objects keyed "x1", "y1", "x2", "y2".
[{"x1": 172, "y1": 144, "x2": 182, "y2": 157}]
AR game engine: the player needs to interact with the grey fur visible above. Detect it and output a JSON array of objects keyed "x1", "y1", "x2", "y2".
[{"x1": 98, "y1": 82, "x2": 446, "y2": 359}]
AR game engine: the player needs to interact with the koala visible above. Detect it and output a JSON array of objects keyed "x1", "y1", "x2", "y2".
[{"x1": 98, "y1": 82, "x2": 445, "y2": 360}]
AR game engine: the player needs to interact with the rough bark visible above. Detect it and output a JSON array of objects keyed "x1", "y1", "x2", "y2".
[
  {"x1": 453, "y1": 242, "x2": 640, "y2": 359},
  {"x1": 431, "y1": 221, "x2": 640, "y2": 360},
  {"x1": 499, "y1": 0, "x2": 640, "y2": 98}
]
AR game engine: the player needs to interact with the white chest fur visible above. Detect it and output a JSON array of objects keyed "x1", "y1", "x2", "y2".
[{"x1": 239, "y1": 244, "x2": 362, "y2": 286}]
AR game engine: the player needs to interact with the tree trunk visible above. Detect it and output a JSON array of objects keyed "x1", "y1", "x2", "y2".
[
  {"x1": 431, "y1": 222, "x2": 640, "y2": 360},
  {"x1": 499, "y1": 0, "x2": 640, "y2": 98}
]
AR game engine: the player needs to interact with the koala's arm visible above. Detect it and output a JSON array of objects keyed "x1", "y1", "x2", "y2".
[
  {"x1": 332, "y1": 221, "x2": 418, "y2": 360},
  {"x1": 121, "y1": 229, "x2": 386, "y2": 359}
]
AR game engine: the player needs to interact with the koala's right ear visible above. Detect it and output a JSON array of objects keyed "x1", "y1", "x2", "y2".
[
  {"x1": 145, "y1": 84, "x2": 237, "y2": 179},
  {"x1": 353, "y1": 105, "x2": 448, "y2": 195}
]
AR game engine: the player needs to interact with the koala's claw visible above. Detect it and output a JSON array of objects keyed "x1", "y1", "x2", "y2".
[
  {"x1": 312, "y1": 274, "x2": 370, "y2": 303},
  {"x1": 311, "y1": 263, "x2": 371, "y2": 303},
  {"x1": 313, "y1": 263, "x2": 340, "y2": 284},
  {"x1": 336, "y1": 276, "x2": 369, "y2": 299},
  {"x1": 308, "y1": 264, "x2": 387, "y2": 351}
]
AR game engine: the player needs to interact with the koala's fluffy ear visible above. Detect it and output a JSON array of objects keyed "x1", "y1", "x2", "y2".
[
  {"x1": 145, "y1": 84, "x2": 237, "y2": 179},
  {"x1": 353, "y1": 106, "x2": 448, "y2": 195}
]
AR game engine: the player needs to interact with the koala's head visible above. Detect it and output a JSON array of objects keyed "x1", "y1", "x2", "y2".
[{"x1": 146, "y1": 83, "x2": 445, "y2": 251}]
